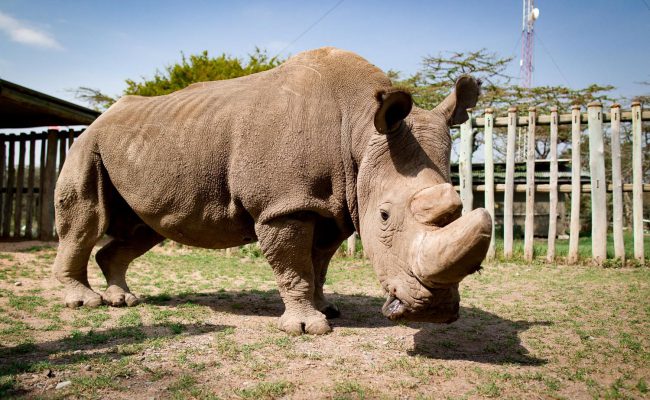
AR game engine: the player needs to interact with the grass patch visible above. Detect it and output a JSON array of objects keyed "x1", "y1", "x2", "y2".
[
  {"x1": 332, "y1": 380, "x2": 367, "y2": 399},
  {"x1": 236, "y1": 381, "x2": 293, "y2": 399},
  {"x1": 8, "y1": 293, "x2": 47, "y2": 312}
]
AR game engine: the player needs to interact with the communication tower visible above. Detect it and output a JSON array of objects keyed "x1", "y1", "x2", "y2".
[{"x1": 520, "y1": 0, "x2": 540, "y2": 88}]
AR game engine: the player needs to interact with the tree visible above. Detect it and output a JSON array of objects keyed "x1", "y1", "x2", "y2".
[
  {"x1": 74, "y1": 48, "x2": 282, "y2": 111},
  {"x1": 390, "y1": 49, "x2": 616, "y2": 160}
]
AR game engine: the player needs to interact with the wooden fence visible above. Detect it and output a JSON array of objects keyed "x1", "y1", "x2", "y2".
[
  {"x1": 458, "y1": 102, "x2": 648, "y2": 264},
  {"x1": 2, "y1": 105, "x2": 648, "y2": 266},
  {"x1": 0, "y1": 129, "x2": 82, "y2": 241},
  {"x1": 346, "y1": 102, "x2": 649, "y2": 265}
]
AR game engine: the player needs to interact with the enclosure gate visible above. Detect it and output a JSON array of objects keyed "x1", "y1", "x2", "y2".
[{"x1": 0, "y1": 129, "x2": 82, "y2": 241}]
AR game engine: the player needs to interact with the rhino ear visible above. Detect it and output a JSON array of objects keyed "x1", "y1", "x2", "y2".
[
  {"x1": 374, "y1": 89, "x2": 413, "y2": 134},
  {"x1": 435, "y1": 75, "x2": 481, "y2": 126}
]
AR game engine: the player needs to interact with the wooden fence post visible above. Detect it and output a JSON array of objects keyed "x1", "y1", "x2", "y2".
[
  {"x1": 58, "y1": 132, "x2": 67, "y2": 175},
  {"x1": 588, "y1": 102, "x2": 607, "y2": 264},
  {"x1": 484, "y1": 108, "x2": 496, "y2": 260},
  {"x1": 504, "y1": 107, "x2": 517, "y2": 259},
  {"x1": 37, "y1": 136, "x2": 46, "y2": 238},
  {"x1": 610, "y1": 104, "x2": 625, "y2": 262},
  {"x1": 568, "y1": 105, "x2": 582, "y2": 263},
  {"x1": 347, "y1": 233, "x2": 356, "y2": 258},
  {"x1": 0, "y1": 139, "x2": 4, "y2": 236},
  {"x1": 547, "y1": 107, "x2": 558, "y2": 262},
  {"x1": 39, "y1": 130, "x2": 58, "y2": 241},
  {"x1": 25, "y1": 133, "x2": 36, "y2": 239},
  {"x1": 459, "y1": 109, "x2": 473, "y2": 214},
  {"x1": 524, "y1": 107, "x2": 536, "y2": 262},
  {"x1": 68, "y1": 129, "x2": 75, "y2": 150},
  {"x1": 13, "y1": 134, "x2": 26, "y2": 238},
  {"x1": 2, "y1": 137, "x2": 15, "y2": 237},
  {"x1": 631, "y1": 102, "x2": 645, "y2": 262}
]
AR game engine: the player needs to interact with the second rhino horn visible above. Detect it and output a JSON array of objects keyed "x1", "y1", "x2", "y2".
[{"x1": 410, "y1": 183, "x2": 462, "y2": 227}]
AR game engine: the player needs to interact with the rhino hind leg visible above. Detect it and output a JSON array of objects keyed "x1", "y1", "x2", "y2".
[
  {"x1": 256, "y1": 217, "x2": 331, "y2": 335},
  {"x1": 54, "y1": 148, "x2": 109, "y2": 308},
  {"x1": 96, "y1": 223, "x2": 164, "y2": 307}
]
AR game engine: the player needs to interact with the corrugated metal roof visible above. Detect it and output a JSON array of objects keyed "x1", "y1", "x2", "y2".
[{"x1": 0, "y1": 79, "x2": 100, "y2": 129}]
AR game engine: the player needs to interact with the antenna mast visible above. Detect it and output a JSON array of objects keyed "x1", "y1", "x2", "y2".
[{"x1": 520, "y1": 0, "x2": 539, "y2": 88}]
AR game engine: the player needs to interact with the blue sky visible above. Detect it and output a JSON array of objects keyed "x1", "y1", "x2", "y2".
[{"x1": 0, "y1": 0, "x2": 649, "y2": 107}]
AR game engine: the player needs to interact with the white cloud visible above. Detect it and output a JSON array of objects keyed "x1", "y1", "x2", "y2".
[{"x1": 0, "y1": 11, "x2": 63, "y2": 50}]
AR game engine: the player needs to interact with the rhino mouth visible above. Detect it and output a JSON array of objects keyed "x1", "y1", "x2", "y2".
[
  {"x1": 382, "y1": 294, "x2": 459, "y2": 323},
  {"x1": 381, "y1": 273, "x2": 461, "y2": 325},
  {"x1": 382, "y1": 295, "x2": 406, "y2": 320}
]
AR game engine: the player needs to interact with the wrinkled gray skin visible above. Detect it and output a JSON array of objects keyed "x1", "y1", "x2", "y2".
[{"x1": 53, "y1": 47, "x2": 491, "y2": 335}]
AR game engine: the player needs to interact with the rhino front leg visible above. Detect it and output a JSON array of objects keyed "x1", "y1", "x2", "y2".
[
  {"x1": 313, "y1": 246, "x2": 341, "y2": 319},
  {"x1": 256, "y1": 218, "x2": 331, "y2": 335}
]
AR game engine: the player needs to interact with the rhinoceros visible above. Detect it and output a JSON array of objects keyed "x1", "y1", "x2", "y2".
[{"x1": 54, "y1": 47, "x2": 491, "y2": 334}]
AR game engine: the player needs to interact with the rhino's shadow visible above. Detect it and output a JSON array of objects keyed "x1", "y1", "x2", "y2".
[
  {"x1": 0, "y1": 323, "x2": 231, "y2": 378},
  {"x1": 150, "y1": 290, "x2": 548, "y2": 366}
]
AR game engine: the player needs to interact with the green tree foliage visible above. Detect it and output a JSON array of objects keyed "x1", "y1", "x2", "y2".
[
  {"x1": 74, "y1": 48, "x2": 282, "y2": 111},
  {"x1": 391, "y1": 48, "x2": 615, "y2": 115},
  {"x1": 389, "y1": 49, "x2": 616, "y2": 159}
]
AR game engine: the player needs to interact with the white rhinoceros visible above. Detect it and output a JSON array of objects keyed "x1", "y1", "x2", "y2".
[{"x1": 53, "y1": 47, "x2": 491, "y2": 334}]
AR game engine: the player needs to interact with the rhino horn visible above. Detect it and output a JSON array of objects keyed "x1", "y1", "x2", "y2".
[
  {"x1": 412, "y1": 208, "x2": 492, "y2": 286},
  {"x1": 433, "y1": 75, "x2": 481, "y2": 126},
  {"x1": 410, "y1": 183, "x2": 462, "y2": 226}
]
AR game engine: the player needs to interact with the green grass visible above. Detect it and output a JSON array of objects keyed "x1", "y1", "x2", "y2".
[
  {"x1": 492, "y1": 232, "x2": 650, "y2": 264},
  {"x1": 236, "y1": 381, "x2": 294, "y2": 399},
  {"x1": 0, "y1": 243, "x2": 648, "y2": 399},
  {"x1": 332, "y1": 380, "x2": 368, "y2": 400}
]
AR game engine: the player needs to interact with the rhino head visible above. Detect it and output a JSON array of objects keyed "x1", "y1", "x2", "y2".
[{"x1": 357, "y1": 75, "x2": 491, "y2": 324}]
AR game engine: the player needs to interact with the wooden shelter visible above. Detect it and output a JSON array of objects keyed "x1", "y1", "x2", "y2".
[{"x1": 0, "y1": 79, "x2": 100, "y2": 240}]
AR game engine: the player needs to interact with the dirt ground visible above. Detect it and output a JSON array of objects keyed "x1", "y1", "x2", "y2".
[{"x1": 0, "y1": 241, "x2": 648, "y2": 399}]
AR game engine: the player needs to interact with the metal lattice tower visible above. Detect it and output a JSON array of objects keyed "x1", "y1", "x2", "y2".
[{"x1": 520, "y1": 0, "x2": 539, "y2": 88}]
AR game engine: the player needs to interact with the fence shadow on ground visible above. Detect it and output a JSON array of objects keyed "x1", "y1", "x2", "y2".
[
  {"x1": 0, "y1": 323, "x2": 231, "y2": 378},
  {"x1": 148, "y1": 290, "x2": 549, "y2": 366}
]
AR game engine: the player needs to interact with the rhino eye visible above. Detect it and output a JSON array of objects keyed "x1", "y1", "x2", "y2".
[{"x1": 380, "y1": 210, "x2": 390, "y2": 221}]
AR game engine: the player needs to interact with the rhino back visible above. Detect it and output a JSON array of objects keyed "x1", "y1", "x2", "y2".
[{"x1": 86, "y1": 47, "x2": 389, "y2": 246}]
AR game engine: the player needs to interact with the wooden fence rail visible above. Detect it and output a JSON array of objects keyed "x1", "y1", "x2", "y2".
[{"x1": 0, "y1": 129, "x2": 82, "y2": 241}]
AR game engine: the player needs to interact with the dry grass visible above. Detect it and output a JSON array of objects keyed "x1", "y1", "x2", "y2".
[{"x1": 0, "y1": 241, "x2": 648, "y2": 399}]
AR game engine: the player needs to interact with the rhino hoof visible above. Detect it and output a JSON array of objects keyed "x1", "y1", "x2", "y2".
[
  {"x1": 64, "y1": 288, "x2": 102, "y2": 308},
  {"x1": 279, "y1": 313, "x2": 331, "y2": 335},
  {"x1": 102, "y1": 286, "x2": 139, "y2": 307},
  {"x1": 304, "y1": 317, "x2": 331, "y2": 335}
]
